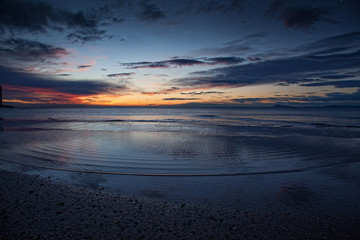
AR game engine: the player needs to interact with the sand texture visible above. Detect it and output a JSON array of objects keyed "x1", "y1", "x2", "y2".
[{"x1": 1, "y1": 169, "x2": 360, "y2": 239}]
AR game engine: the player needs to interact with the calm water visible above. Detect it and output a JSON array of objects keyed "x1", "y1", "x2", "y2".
[
  {"x1": 0, "y1": 107, "x2": 359, "y2": 175},
  {"x1": 1, "y1": 107, "x2": 360, "y2": 208}
]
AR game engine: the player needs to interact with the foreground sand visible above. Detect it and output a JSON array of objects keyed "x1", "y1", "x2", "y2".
[{"x1": 1, "y1": 169, "x2": 360, "y2": 240}]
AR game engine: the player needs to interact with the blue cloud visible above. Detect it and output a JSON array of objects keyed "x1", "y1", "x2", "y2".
[
  {"x1": 266, "y1": 0, "x2": 339, "y2": 30},
  {"x1": 122, "y1": 57, "x2": 244, "y2": 69},
  {"x1": 300, "y1": 80, "x2": 360, "y2": 88},
  {"x1": 137, "y1": 0, "x2": 166, "y2": 22},
  {"x1": 0, "y1": 0, "x2": 110, "y2": 43},
  {"x1": 172, "y1": 48, "x2": 360, "y2": 88},
  {"x1": 232, "y1": 89, "x2": 360, "y2": 104},
  {"x1": 0, "y1": 38, "x2": 70, "y2": 62},
  {"x1": 0, "y1": 65, "x2": 125, "y2": 96}
]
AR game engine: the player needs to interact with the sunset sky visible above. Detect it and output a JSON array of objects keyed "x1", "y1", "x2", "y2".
[{"x1": 0, "y1": 0, "x2": 359, "y2": 107}]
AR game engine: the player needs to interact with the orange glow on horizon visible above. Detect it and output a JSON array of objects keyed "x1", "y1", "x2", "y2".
[{"x1": 2, "y1": 83, "x2": 333, "y2": 107}]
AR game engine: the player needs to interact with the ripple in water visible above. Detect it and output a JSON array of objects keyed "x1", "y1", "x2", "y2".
[{"x1": 3, "y1": 132, "x2": 358, "y2": 176}]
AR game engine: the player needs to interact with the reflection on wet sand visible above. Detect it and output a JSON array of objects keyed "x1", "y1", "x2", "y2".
[
  {"x1": 1, "y1": 130, "x2": 358, "y2": 177},
  {"x1": 279, "y1": 182, "x2": 313, "y2": 204},
  {"x1": 0, "y1": 107, "x2": 359, "y2": 212}
]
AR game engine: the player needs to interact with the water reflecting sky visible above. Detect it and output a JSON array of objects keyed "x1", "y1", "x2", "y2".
[{"x1": 1, "y1": 107, "x2": 360, "y2": 209}]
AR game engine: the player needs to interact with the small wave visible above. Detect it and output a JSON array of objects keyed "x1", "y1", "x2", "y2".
[
  {"x1": 2, "y1": 132, "x2": 358, "y2": 177},
  {"x1": 3, "y1": 127, "x2": 60, "y2": 131},
  {"x1": 0, "y1": 155, "x2": 355, "y2": 177},
  {"x1": 312, "y1": 122, "x2": 360, "y2": 128},
  {"x1": 196, "y1": 114, "x2": 219, "y2": 118},
  {"x1": 103, "y1": 119, "x2": 125, "y2": 122}
]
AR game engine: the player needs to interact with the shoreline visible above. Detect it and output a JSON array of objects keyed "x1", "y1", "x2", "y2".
[{"x1": 1, "y1": 167, "x2": 360, "y2": 239}]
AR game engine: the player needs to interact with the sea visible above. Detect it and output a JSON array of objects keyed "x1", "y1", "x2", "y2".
[{"x1": 1, "y1": 107, "x2": 360, "y2": 209}]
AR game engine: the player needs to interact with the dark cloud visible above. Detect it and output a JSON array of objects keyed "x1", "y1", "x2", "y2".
[
  {"x1": 312, "y1": 47, "x2": 353, "y2": 56},
  {"x1": 172, "y1": 49, "x2": 360, "y2": 89},
  {"x1": 181, "y1": 91, "x2": 224, "y2": 95},
  {"x1": 0, "y1": 0, "x2": 55, "y2": 32},
  {"x1": 232, "y1": 90, "x2": 360, "y2": 104},
  {"x1": 193, "y1": 33, "x2": 267, "y2": 56},
  {"x1": 321, "y1": 74, "x2": 355, "y2": 80},
  {"x1": 247, "y1": 57, "x2": 261, "y2": 61},
  {"x1": 300, "y1": 80, "x2": 360, "y2": 88},
  {"x1": 137, "y1": 0, "x2": 166, "y2": 22},
  {"x1": 324, "y1": 90, "x2": 360, "y2": 102},
  {"x1": 232, "y1": 97, "x2": 264, "y2": 103},
  {"x1": 296, "y1": 32, "x2": 360, "y2": 55},
  {"x1": 196, "y1": 0, "x2": 244, "y2": 15},
  {"x1": 66, "y1": 29, "x2": 110, "y2": 44},
  {"x1": 275, "y1": 83, "x2": 290, "y2": 87},
  {"x1": 77, "y1": 65, "x2": 93, "y2": 69},
  {"x1": 141, "y1": 87, "x2": 181, "y2": 95},
  {"x1": 193, "y1": 45, "x2": 252, "y2": 57},
  {"x1": 266, "y1": 0, "x2": 338, "y2": 30},
  {"x1": 163, "y1": 98, "x2": 201, "y2": 101},
  {"x1": 224, "y1": 33, "x2": 266, "y2": 46},
  {"x1": 281, "y1": 7, "x2": 329, "y2": 29},
  {"x1": 142, "y1": 91, "x2": 166, "y2": 95},
  {"x1": 107, "y1": 72, "x2": 135, "y2": 77},
  {"x1": 59, "y1": 9, "x2": 97, "y2": 29},
  {"x1": 169, "y1": 59, "x2": 204, "y2": 66},
  {"x1": 0, "y1": 0, "x2": 109, "y2": 43},
  {"x1": 122, "y1": 57, "x2": 243, "y2": 69},
  {"x1": 208, "y1": 57, "x2": 244, "y2": 65},
  {"x1": 122, "y1": 59, "x2": 195, "y2": 69},
  {"x1": 0, "y1": 65, "x2": 125, "y2": 96},
  {"x1": 0, "y1": 38, "x2": 70, "y2": 62},
  {"x1": 57, "y1": 73, "x2": 72, "y2": 76},
  {"x1": 143, "y1": 73, "x2": 167, "y2": 76},
  {"x1": 176, "y1": 0, "x2": 245, "y2": 17}
]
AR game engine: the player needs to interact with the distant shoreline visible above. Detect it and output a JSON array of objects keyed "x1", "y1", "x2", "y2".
[{"x1": 0, "y1": 105, "x2": 14, "y2": 108}]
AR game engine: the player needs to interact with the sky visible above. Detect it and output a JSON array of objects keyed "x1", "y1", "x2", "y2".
[{"x1": 0, "y1": 0, "x2": 359, "y2": 107}]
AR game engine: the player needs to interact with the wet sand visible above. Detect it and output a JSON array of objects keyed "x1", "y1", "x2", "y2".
[{"x1": 1, "y1": 168, "x2": 360, "y2": 239}]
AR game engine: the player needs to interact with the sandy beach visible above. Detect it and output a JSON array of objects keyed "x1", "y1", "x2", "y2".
[{"x1": 1, "y1": 166, "x2": 360, "y2": 240}]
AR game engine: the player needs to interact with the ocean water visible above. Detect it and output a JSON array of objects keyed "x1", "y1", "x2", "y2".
[
  {"x1": 1, "y1": 107, "x2": 359, "y2": 175},
  {"x1": 1, "y1": 107, "x2": 360, "y2": 208}
]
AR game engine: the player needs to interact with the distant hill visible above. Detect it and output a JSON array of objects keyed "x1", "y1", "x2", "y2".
[
  {"x1": 322, "y1": 105, "x2": 360, "y2": 108},
  {"x1": 272, "y1": 104, "x2": 294, "y2": 108},
  {"x1": 0, "y1": 105, "x2": 14, "y2": 108},
  {"x1": 272, "y1": 104, "x2": 360, "y2": 108}
]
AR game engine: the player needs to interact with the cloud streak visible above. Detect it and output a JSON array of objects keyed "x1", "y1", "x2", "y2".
[
  {"x1": 172, "y1": 47, "x2": 360, "y2": 89},
  {"x1": 107, "y1": 72, "x2": 135, "y2": 78},
  {"x1": 163, "y1": 98, "x2": 201, "y2": 101},
  {"x1": 181, "y1": 91, "x2": 225, "y2": 95},
  {"x1": 0, "y1": 38, "x2": 70, "y2": 63},
  {"x1": 232, "y1": 89, "x2": 360, "y2": 105},
  {"x1": 0, "y1": 0, "x2": 110, "y2": 43},
  {"x1": 300, "y1": 80, "x2": 360, "y2": 88},
  {"x1": 296, "y1": 32, "x2": 360, "y2": 55},
  {"x1": 192, "y1": 33, "x2": 266, "y2": 57},
  {"x1": 196, "y1": 0, "x2": 244, "y2": 15},
  {"x1": 0, "y1": 66, "x2": 126, "y2": 99},
  {"x1": 122, "y1": 57, "x2": 244, "y2": 69},
  {"x1": 137, "y1": 0, "x2": 166, "y2": 22},
  {"x1": 266, "y1": 0, "x2": 339, "y2": 30},
  {"x1": 77, "y1": 64, "x2": 93, "y2": 69}
]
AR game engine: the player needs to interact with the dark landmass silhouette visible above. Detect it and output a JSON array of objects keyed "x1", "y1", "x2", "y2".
[{"x1": 0, "y1": 105, "x2": 14, "y2": 108}]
